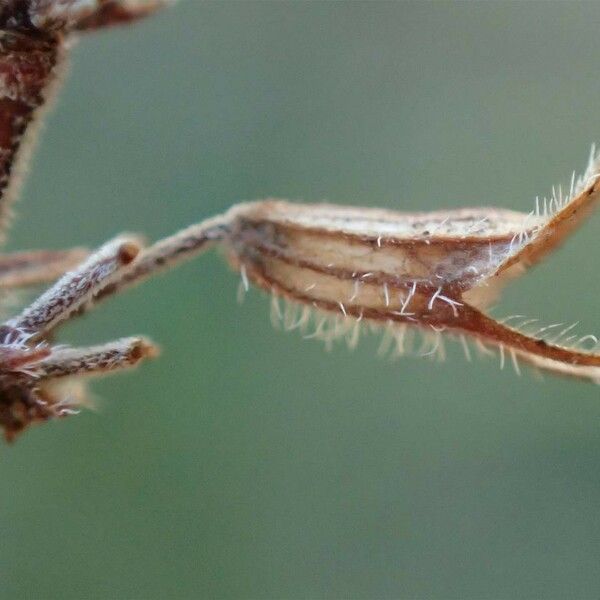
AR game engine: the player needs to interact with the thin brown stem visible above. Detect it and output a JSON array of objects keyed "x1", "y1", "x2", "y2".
[
  {"x1": 0, "y1": 31, "x2": 64, "y2": 241},
  {"x1": 92, "y1": 215, "x2": 229, "y2": 305},
  {"x1": 36, "y1": 336, "x2": 157, "y2": 379},
  {"x1": 5, "y1": 234, "x2": 142, "y2": 336}
]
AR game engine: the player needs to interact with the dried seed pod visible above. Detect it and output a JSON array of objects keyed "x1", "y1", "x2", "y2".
[
  {"x1": 220, "y1": 188, "x2": 600, "y2": 383},
  {"x1": 226, "y1": 200, "x2": 538, "y2": 308}
]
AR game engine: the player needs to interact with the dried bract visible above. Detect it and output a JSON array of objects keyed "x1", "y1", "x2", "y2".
[{"x1": 221, "y1": 188, "x2": 600, "y2": 382}]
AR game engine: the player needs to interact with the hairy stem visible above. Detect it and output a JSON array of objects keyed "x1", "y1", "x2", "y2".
[{"x1": 6, "y1": 235, "x2": 141, "y2": 336}]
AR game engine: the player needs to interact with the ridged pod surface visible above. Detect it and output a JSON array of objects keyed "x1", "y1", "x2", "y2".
[{"x1": 221, "y1": 195, "x2": 600, "y2": 383}]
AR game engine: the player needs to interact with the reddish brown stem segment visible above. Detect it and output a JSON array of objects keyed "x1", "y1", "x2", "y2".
[
  {"x1": 6, "y1": 235, "x2": 141, "y2": 335},
  {"x1": 0, "y1": 31, "x2": 62, "y2": 239},
  {"x1": 36, "y1": 337, "x2": 158, "y2": 379}
]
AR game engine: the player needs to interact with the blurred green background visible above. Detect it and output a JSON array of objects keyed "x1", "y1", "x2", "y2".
[{"x1": 1, "y1": 1, "x2": 600, "y2": 598}]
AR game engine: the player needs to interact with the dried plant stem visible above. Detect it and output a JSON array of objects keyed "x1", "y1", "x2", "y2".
[
  {"x1": 0, "y1": 31, "x2": 64, "y2": 239},
  {"x1": 6, "y1": 235, "x2": 141, "y2": 336},
  {"x1": 0, "y1": 0, "x2": 171, "y2": 242},
  {"x1": 35, "y1": 337, "x2": 158, "y2": 379},
  {"x1": 93, "y1": 215, "x2": 229, "y2": 304}
]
